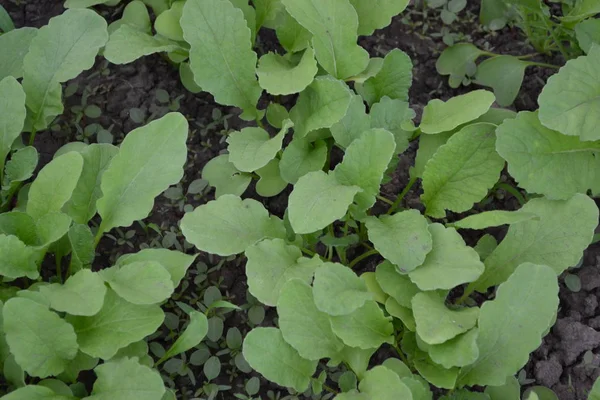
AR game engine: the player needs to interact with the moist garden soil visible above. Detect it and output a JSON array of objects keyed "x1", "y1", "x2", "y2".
[{"x1": 6, "y1": 0, "x2": 600, "y2": 399}]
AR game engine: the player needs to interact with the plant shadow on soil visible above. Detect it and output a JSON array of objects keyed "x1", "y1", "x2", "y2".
[{"x1": 6, "y1": 0, "x2": 600, "y2": 399}]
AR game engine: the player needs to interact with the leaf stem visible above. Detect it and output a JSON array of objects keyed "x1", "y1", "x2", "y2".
[
  {"x1": 387, "y1": 176, "x2": 417, "y2": 215},
  {"x1": 348, "y1": 249, "x2": 379, "y2": 269},
  {"x1": 28, "y1": 127, "x2": 37, "y2": 146},
  {"x1": 495, "y1": 182, "x2": 527, "y2": 206},
  {"x1": 526, "y1": 61, "x2": 561, "y2": 69},
  {"x1": 376, "y1": 195, "x2": 394, "y2": 206},
  {"x1": 301, "y1": 247, "x2": 316, "y2": 256},
  {"x1": 542, "y1": 15, "x2": 569, "y2": 60}
]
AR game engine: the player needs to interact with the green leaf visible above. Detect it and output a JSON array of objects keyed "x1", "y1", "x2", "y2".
[
  {"x1": 589, "y1": 376, "x2": 600, "y2": 400},
  {"x1": 66, "y1": 289, "x2": 164, "y2": 360},
  {"x1": 227, "y1": 121, "x2": 293, "y2": 172},
  {"x1": 41, "y1": 270, "x2": 106, "y2": 316},
  {"x1": 22, "y1": 10, "x2": 108, "y2": 130},
  {"x1": 290, "y1": 76, "x2": 353, "y2": 138},
  {"x1": 449, "y1": 210, "x2": 539, "y2": 230},
  {"x1": 376, "y1": 261, "x2": 421, "y2": 307},
  {"x1": 104, "y1": 25, "x2": 180, "y2": 65},
  {"x1": 4, "y1": 146, "x2": 39, "y2": 189},
  {"x1": 370, "y1": 97, "x2": 415, "y2": 154},
  {"x1": 474, "y1": 56, "x2": 528, "y2": 107},
  {"x1": 63, "y1": 144, "x2": 119, "y2": 224},
  {"x1": 412, "y1": 131, "x2": 452, "y2": 179},
  {"x1": 421, "y1": 123, "x2": 504, "y2": 218},
  {"x1": 279, "y1": 138, "x2": 328, "y2": 183},
  {"x1": 181, "y1": 195, "x2": 286, "y2": 256},
  {"x1": 358, "y1": 366, "x2": 413, "y2": 400},
  {"x1": 496, "y1": 111, "x2": 600, "y2": 199},
  {"x1": 313, "y1": 263, "x2": 372, "y2": 316},
  {"x1": 246, "y1": 238, "x2": 321, "y2": 306},
  {"x1": 330, "y1": 300, "x2": 394, "y2": 349},
  {"x1": 412, "y1": 292, "x2": 479, "y2": 345},
  {"x1": 356, "y1": 49, "x2": 412, "y2": 106},
  {"x1": 154, "y1": 1, "x2": 184, "y2": 41},
  {"x1": 538, "y1": 46, "x2": 600, "y2": 141},
  {"x1": 97, "y1": 113, "x2": 188, "y2": 235},
  {"x1": 256, "y1": 159, "x2": 288, "y2": 197},
  {"x1": 266, "y1": 102, "x2": 289, "y2": 129},
  {"x1": 230, "y1": 0, "x2": 258, "y2": 45},
  {"x1": 575, "y1": 19, "x2": 600, "y2": 53},
  {"x1": 108, "y1": 0, "x2": 151, "y2": 34},
  {"x1": 0, "y1": 5, "x2": 13, "y2": 32},
  {"x1": 243, "y1": 327, "x2": 317, "y2": 392},
  {"x1": 275, "y1": 9, "x2": 312, "y2": 53},
  {"x1": 0, "y1": 27, "x2": 37, "y2": 80},
  {"x1": 334, "y1": 129, "x2": 396, "y2": 212},
  {"x1": 330, "y1": 95, "x2": 371, "y2": 148},
  {"x1": 470, "y1": 194, "x2": 598, "y2": 292},
  {"x1": 36, "y1": 215, "x2": 70, "y2": 249},
  {"x1": 116, "y1": 249, "x2": 197, "y2": 288},
  {"x1": 348, "y1": 0, "x2": 409, "y2": 35},
  {"x1": 59, "y1": 351, "x2": 99, "y2": 383},
  {"x1": 523, "y1": 386, "x2": 559, "y2": 400},
  {"x1": 385, "y1": 297, "x2": 416, "y2": 331},
  {"x1": 202, "y1": 154, "x2": 252, "y2": 198},
  {"x1": 347, "y1": 57, "x2": 384, "y2": 83},
  {"x1": 254, "y1": 0, "x2": 284, "y2": 29},
  {"x1": 360, "y1": 272, "x2": 388, "y2": 304},
  {"x1": 179, "y1": 62, "x2": 202, "y2": 94},
  {"x1": 0, "y1": 234, "x2": 37, "y2": 279},
  {"x1": 436, "y1": 43, "x2": 485, "y2": 88},
  {"x1": 158, "y1": 311, "x2": 208, "y2": 363},
  {"x1": 428, "y1": 328, "x2": 479, "y2": 368},
  {"x1": 420, "y1": 90, "x2": 496, "y2": 134},
  {"x1": 413, "y1": 355, "x2": 459, "y2": 389},
  {"x1": 1, "y1": 385, "x2": 74, "y2": 400},
  {"x1": 408, "y1": 223, "x2": 483, "y2": 290},
  {"x1": 277, "y1": 279, "x2": 344, "y2": 360},
  {"x1": 26, "y1": 152, "x2": 84, "y2": 221},
  {"x1": 86, "y1": 357, "x2": 165, "y2": 400},
  {"x1": 257, "y1": 48, "x2": 319, "y2": 95},
  {"x1": 4, "y1": 297, "x2": 78, "y2": 377},
  {"x1": 288, "y1": 170, "x2": 361, "y2": 234},
  {"x1": 0, "y1": 211, "x2": 37, "y2": 245},
  {"x1": 103, "y1": 261, "x2": 174, "y2": 305},
  {"x1": 458, "y1": 263, "x2": 559, "y2": 386},
  {"x1": 68, "y1": 224, "x2": 95, "y2": 273},
  {"x1": 484, "y1": 376, "x2": 520, "y2": 400},
  {"x1": 439, "y1": 390, "x2": 490, "y2": 400},
  {"x1": 366, "y1": 210, "x2": 432, "y2": 273},
  {"x1": 281, "y1": 0, "x2": 369, "y2": 79},
  {"x1": 0, "y1": 77, "x2": 26, "y2": 173},
  {"x1": 181, "y1": 0, "x2": 262, "y2": 120}
]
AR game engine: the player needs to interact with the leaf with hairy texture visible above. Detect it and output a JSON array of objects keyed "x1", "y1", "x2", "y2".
[
  {"x1": 103, "y1": 261, "x2": 174, "y2": 305},
  {"x1": 0, "y1": 28, "x2": 37, "y2": 80},
  {"x1": 470, "y1": 194, "x2": 598, "y2": 292},
  {"x1": 279, "y1": 138, "x2": 328, "y2": 184},
  {"x1": 366, "y1": 210, "x2": 432, "y2": 273},
  {"x1": 358, "y1": 366, "x2": 414, "y2": 400},
  {"x1": 313, "y1": 263, "x2": 372, "y2": 316},
  {"x1": 356, "y1": 49, "x2": 412, "y2": 105},
  {"x1": 181, "y1": 195, "x2": 286, "y2": 256},
  {"x1": 330, "y1": 95, "x2": 371, "y2": 148},
  {"x1": 428, "y1": 328, "x2": 479, "y2": 368},
  {"x1": 181, "y1": 0, "x2": 262, "y2": 120},
  {"x1": 257, "y1": 48, "x2": 318, "y2": 95},
  {"x1": 0, "y1": 234, "x2": 37, "y2": 279},
  {"x1": 458, "y1": 264, "x2": 559, "y2": 387},
  {"x1": 349, "y1": 0, "x2": 409, "y2": 35},
  {"x1": 436, "y1": 43, "x2": 485, "y2": 88},
  {"x1": 376, "y1": 261, "x2": 421, "y2": 307},
  {"x1": 422, "y1": 123, "x2": 504, "y2": 218},
  {"x1": 104, "y1": 25, "x2": 181, "y2": 65},
  {"x1": 449, "y1": 210, "x2": 539, "y2": 230},
  {"x1": 22, "y1": 9, "x2": 108, "y2": 130},
  {"x1": 408, "y1": 223, "x2": 484, "y2": 290},
  {"x1": 116, "y1": 249, "x2": 197, "y2": 288},
  {"x1": 330, "y1": 300, "x2": 394, "y2": 349},
  {"x1": 97, "y1": 113, "x2": 188, "y2": 235},
  {"x1": 0, "y1": 77, "x2": 26, "y2": 173},
  {"x1": 158, "y1": 311, "x2": 208, "y2": 364},
  {"x1": 485, "y1": 376, "x2": 520, "y2": 400},
  {"x1": 420, "y1": 90, "x2": 496, "y2": 134},
  {"x1": 474, "y1": 56, "x2": 529, "y2": 106},
  {"x1": 202, "y1": 154, "x2": 251, "y2": 198},
  {"x1": 281, "y1": 0, "x2": 369, "y2": 79},
  {"x1": 243, "y1": 327, "x2": 317, "y2": 392},
  {"x1": 41, "y1": 270, "x2": 106, "y2": 316}
]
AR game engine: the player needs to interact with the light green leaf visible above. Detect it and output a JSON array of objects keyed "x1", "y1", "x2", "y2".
[
  {"x1": 64, "y1": 0, "x2": 113, "y2": 7},
  {"x1": 347, "y1": 57, "x2": 384, "y2": 83},
  {"x1": 0, "y1": 211, "x2": 37, "y2": 245},
  {"x1": 412, "y1": 131, "x2": 453, "y2": 179},
  {"x1": 26, "y1": 152, "x2": 84, "y2": 221},
  {"x1": 385, "y1": 297, "x2": 416, "y2": 331},
  {"x1": 449, "y1": 210, "x2": 539, "y2": 230},
  {"x1": 538, "y1": 46, "x2": 600, "y2": 141},
  {"x1": 59, "y1": 351, "x2": 99, "y2": 383},
  {"x1": 41, "y1": 270, "x2": 106, "y2": 316},
  {"x1": 366, "y1": 210, "x2": 432, "y2": 273},
  {"x1": 313, "y1": 263, "x2": 372, "y2": 316},
  {"x1": 279, "y1": 138, "x2": 328, "y2": 184},
  {"x1": 589, "y1": 376, "x2": 600, "y2": 400},
  {"x1": 496, "y1": 111, "x2": 600, "y2": 199},
  {"x1": 360, "y1": 272, "x2": 388, "y2": 304},
  {"x1": 330, "y1": 300, "x2": 394, "y2": 349},
  {"x1": 0, "y1": 77, "x2": 26, "y2": 172},
  {"x1": 254, "y1": 0, "x2": 284, "y2": 29},
  {"x1": 470, "y1": 194, "x2": 598, "y2": 292},
  {"x1": 104, "y1": 25, "x2": 180, "y2": 65},
  {"x1": 376, "y1": 261, "x2": 421, "y2": 307},
  {"x1": 1, "y1": 385, "x2": 74, "y2": 400},
  {"x1": 22, "y1": 9, "x2": 108, "y2": 130},
  {"x1": 202, "y1": 154, "x2": 251, "y2": 198},
  {"x1": 256, "y1": 159, "x2": 288, "y2": 197},
  {"x1": 288, "y1": 170, "x2": 361, "y2": 234},
  {"x1": 227, "y1": 121, "x2": 292, "y2": 172},
  {"x1": 358, "y1": 366, "x2": 413, "y2": 400},
  {"x1": 36, "y1": 214, "x2": 70, "y2": 249},
  {"x1": 97, "y1": 113, "x2": 188, "y2": 235},
  {"x1": 0, "y1": 234, "x2": 37, "y2": 279},
  {"x1": 422, "y1": 123, "x2": 504, "y2": 218},
  {"x1": 281, "y1": 0, "x2": 369, "y2": 79},
  {"x1": 116, "y1": 249, "x2": 197, "y2": 288},
  {"x1": 68, "y1": 224, "x2": 95, "y2": 273},
  {"x1": 108, "y1": 0, "x2": 151, "y2": 34},
  {"x1": 103, "y1": 261, "x2": 174, "y2": 305},
  {"x1": 266, "y1": 102, "x2": 289, "y2": 129},
  {"x1": 356, "y1": 49, "x2": 412, "y2": 105},
  {"x1": 474, "y1": 56, "x2": 528, "y2": 106},
  {"x1": 408, "y1": 223, "x2": 484, "y2": 290},
  {"x1": 330, "y1": 95, "x2": 371, "y2": 148},
  {"x1": 0, "y1": 27, "x2": 37, "y2": 80},
  {"x1": 182, "y1": 0, "x2": 262, "y2": 120},
  {"x1": 158, "y1": 311, "x2": 208, "y2": 363},
  {"x1": 413, "y1": 355, "x2": 458, "y2": 389},
  {"x1": 420, "y1": 90, "x2": 496, "y2": 134},
  {"x1": 370, "y1": 97, "x2": 415, "y2": 154},
  {"x1": 334, "y1": 392, "x2": 369, "y2": 400},
  {"x1": 277, "y1": 279, "x2": 344, "y2": 360},
  {"x1": 4, "y1": 146, "x2": 39, "y2": 189},
  {"x1": 412, "y1": 292, "x2": 479, "y2": 345},
  {"x1": 243, "y1": 327, "x2": 317, "y2": 392},
  {"x1": 154, "y1": 1, "x2": 185, "y2": 41},
  {"x1": 290, "y1": 76, "x2": 353, "y2": 138},
  {"x1": 348, "y1": 0, "x2": 409, "y2": 35},
  {"x1": 246, "y1": 238, "x2": 322, "y2": 306},
  {"x1": 4, "y1": 297, "x2": 78, "y2": 377},
  {"x1": 276, "y1": 9, "x2": 312, "y2": 53},
  {"x1": 523, "y1": 386, "x2": 559, "y2": 400},
  {"x1": 179, "y1": 62, "x2": 202, "y2": 94},
  {"x1": 181, "y1": 195, "x2": 286, "y2": 256},
  {"x1": 458, "y1": 263, "x2": 559, "y2": 386},
  {"x1": 562, "y1": 0, "x2": 600, "y2": 25},
  {"x1": 484, "y1": 376, "x2": 520, "y2": 400},
  {"x1": 575, "y1": 19, "x2": 600, "y2": 53},
  {"x1": 436, "y1": 43, "x2": 485, "y2": 88},
  {"x1": 86, "y1": 357, "x2": 165, "y2": 400},
  {"x1": 428, "y1": 328, "x2": 479, "y2": 368},
  {"x1": 257, "y1": 48, "x2": 318, "y2": 95},
  {"x1": 66, "y1": 289, "x2": 164, "y2": 360},
  {"x1": 230, "y1": 0, "x2": 258, "y2": 44}
]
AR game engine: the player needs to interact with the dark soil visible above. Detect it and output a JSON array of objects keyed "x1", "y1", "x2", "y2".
[{"x1": 7, "y1": 0, "x2": 599, "y2": 399}]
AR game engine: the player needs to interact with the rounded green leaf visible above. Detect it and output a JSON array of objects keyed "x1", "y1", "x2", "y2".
[
  {"x1": 330, "y1": 300, "x2": 394, "y2": 349},
  {"x1": 104, "y1": 261, "x2": 174, "y2": 305},
  {"x1": 108, "y1": 0, "x2": 151, "y2": 34},
  {"x1": 376, "y1": 260, "x2": 420, "y2": 308},
  {"x1": 4, "y1": 297, "x2": 78, "y2": 377},
  {"x1": 349, "y1": 0, "x2": 408, "y2": 36},
  {"x1": 115, "y1": 248, "x2": 197, "y2": 288},
  {"x1": 356, "y1": 49, "x2": 412, "y2": 105},
  {"x1": 275, "y1": 9, "x2": 312, "y2": 53},
  {"x1": 370, "y1": 96, "x2": 415, "y2": 154},
  {"x1": 484, "y1": 376, "x2": 520, "y2": 400},
  {"x1": 1, "y1": 385, "x2": 74, "y2": 400},
  {"x1": 42, "y1": 270, "x2": 106, "y2": 316},
  {"x1": 0, "y1": 27, "x2": 38, "y2": 80},
  {"x1": 575, "y1": 19, "x2": 600, "y2": 53},
  {"x1": 0, "y1": 76, "x2": 26, "y2": 172},
  {"x1": 474, "y1": 55, "x2": 529, "y2": 106},
  {"x1": 179, "y1": 62, "x2": 202, "y2": 94},
  {"x1": 154, "y1": 1, "x2": 184, "y2": 41},
  {"x1": 436, "y1": 43, "x2": 485, "y2": 88},
  {"x1": 0, "y1": 234, "x2": 37, "y2": 279},
  {"x1": 280, "y1": 138, "x2": 328, "y2": 184},
  {"x1": 385, "y1": 297, "x2": 416, "y2": 331},
  {"x1": 428, "y1": 328, "x2": 479, "y2": 368},
  {"x1": 257, "y1": 48, "x2": 318, "y2": 95},
  {"x1": 202, "y1": 154, "x2": 252, "y2": 198},
  {"x1": 523, "y1": 386, "x2": 559, "y2": 400},
  {"x1": 589, "y1": 376, "x2": 600, "y2": 400},
  {"x1": 158, "y1": 311, "x2": 208, "y2": 363},
  {"x1": 366, "y1": 210, "x2": 432, "y2": 273},
  {"x1": 256, "y1": 159, "x2": 288, "y2": 197},
  {"x1": 105, "y1": 25, "x2": 181, "y2": 65},
  {"x1": 330, "y1": 94, "x2": 371, "y2": 149},
  {"x1": 88, "y1": 357, "x2": 165, "y2": 400},
  {"x1": 358, "y1": 366, "x2": 413, "y2": 400},
  {"x1": 243, "y1": 327, "x2": 317, "y2": 392},
  {"x1": 538, "y1": 46, "x2": 600, "y2": 141},
  {"x1": 313, "y1": 263, "x2": 372, "y2": 316},
  {"x1": 4, "y1": 146, "x2": 39, "y2": 188}
]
